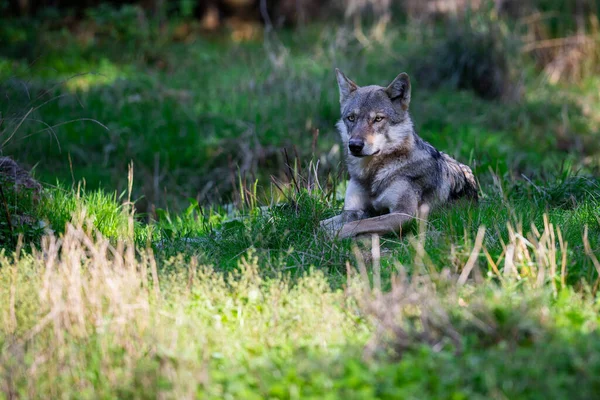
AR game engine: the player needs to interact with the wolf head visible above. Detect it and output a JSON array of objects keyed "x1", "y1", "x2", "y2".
[{"x1": 335, "y1": 69, "x2": 414, "y2": 158}]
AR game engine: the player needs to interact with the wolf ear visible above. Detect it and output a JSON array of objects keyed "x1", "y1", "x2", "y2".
[
  {"x1": 386, "y1": 73, "x2": 411, "y2": 110},
  {"x1": 335, "y1": 68, "x2": 358, "y2": 104}
]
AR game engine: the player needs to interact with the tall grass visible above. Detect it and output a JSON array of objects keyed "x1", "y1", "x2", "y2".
[
  {"x1": 2, "y1": 208, "x2": 600, "y2": 398},
  {"x1": 0, "y1": 222, "x2": 366, "y2": 398}
]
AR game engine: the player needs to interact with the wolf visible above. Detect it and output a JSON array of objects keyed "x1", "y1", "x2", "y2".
[{"x1": 320, "y1": 69, "x2": 478, "y2": 239}]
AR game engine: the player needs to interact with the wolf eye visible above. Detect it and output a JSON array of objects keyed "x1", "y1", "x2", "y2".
[
  {"x1": 374, "y1": 116, "x2": 384, "y2": 122},
  {"x1": 347, "y1": 115, "x2": 355, "y2": 122}
]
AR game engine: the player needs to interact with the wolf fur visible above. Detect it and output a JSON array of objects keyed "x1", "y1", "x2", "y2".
[{"x1": 320, "y1": 69, "x2": 477, "y2": 239}]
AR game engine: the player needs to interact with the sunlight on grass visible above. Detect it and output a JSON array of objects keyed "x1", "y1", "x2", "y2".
[{"x1": 63, "y1": 59, "x2": 126, "y2": 92}]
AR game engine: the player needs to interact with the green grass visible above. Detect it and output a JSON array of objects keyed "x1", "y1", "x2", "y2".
[
  {"x1": 2, "y1": 8, "x2": 600, "y2": 399},
  {"x1": 2, "y1": 221, "x2": 600, "y2": 399},
  {"x1": 2, "y1": 18, "x2": 599, "y2": 211}
]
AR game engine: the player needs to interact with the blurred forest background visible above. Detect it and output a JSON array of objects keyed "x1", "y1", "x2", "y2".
[{"x1": 1, "y1": 0, "x2": 600, "y2": 215}]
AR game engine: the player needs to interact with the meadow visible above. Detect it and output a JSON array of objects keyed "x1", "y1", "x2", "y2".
[{"x1": 1, "y1": 3, "x2": 600, "y2": 398}]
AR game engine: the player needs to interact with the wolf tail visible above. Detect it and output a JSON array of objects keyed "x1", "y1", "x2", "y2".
[{"x1": 442, "y1": 154, "x2": 478, "y2": 201}]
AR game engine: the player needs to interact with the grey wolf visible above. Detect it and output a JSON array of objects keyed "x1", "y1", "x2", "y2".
[{"x1": 320, "y1": 69, "x2": 477, "y2": 239}]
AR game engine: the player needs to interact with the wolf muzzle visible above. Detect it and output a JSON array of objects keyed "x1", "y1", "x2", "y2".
[{"x1": 348, "y1": 138, "x2": 364, "y2": 156}]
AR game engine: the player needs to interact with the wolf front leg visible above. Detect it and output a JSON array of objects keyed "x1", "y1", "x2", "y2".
[
  {"x1": 320, "y1": 209, "x2": 368, "y2": 238},
  {"x1": 338, "y1": 212, "x2": 413, "y2": 239},
  {"x1": 320, "y1": 179, "x2": 370, "y2": 238},
  {"x1": 338, "y1": 181, "x2": 418, "y2": 239}
]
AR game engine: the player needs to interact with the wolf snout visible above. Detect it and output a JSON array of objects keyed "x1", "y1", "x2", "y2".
[{"x1": 348, "y1": 139, "x2": 364, "y2": 155}]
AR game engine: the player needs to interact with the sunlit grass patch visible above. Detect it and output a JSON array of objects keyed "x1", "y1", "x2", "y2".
[
  {"x1": 39, "y1": 184, "x2": 138, "y2": 241},
  {"x1": 61, "y1": 60, "x2": 126, "y2": 92}
]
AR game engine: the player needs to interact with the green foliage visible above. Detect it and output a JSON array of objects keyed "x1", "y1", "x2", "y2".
[
  {"x1": 85, "y1": 4, "x2": 151, "y2": 43},
  {"x1": 178, "y1": 0, "x2": 196, "y2": 18},
  {"x1": 2, "y1": 17, "x2": 599, "y2": 211},
  {"x1": 0, "y1": 184, "x2": 44, "y2": 247},
  {"x1": 39, "y1": 185, "x2": 133, "y2": 239},
  {"x1": 0, "y1": 183, "x2": 151, "y2": 248},
  {"x1": 413, "y1": 5, "x2": 521, "y2": 99},
  {"x1": 155, "y1": 190, "x2": 352, "y2": 280}
]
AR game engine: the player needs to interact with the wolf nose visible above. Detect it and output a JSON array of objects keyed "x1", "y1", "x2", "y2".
[{"x1": 348, "y1": 139, "x2": 364, "y2": 154}]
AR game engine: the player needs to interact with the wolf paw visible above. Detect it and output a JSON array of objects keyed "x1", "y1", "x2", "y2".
[{"x1": 319, "y1": 216, "x2": 344, "y2": 239}]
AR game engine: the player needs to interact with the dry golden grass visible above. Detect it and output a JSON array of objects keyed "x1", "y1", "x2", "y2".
[{"x1": 0, "y1": 222, "x2": 367, "y2": 398}]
